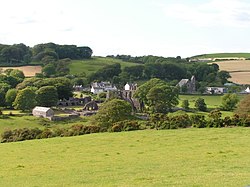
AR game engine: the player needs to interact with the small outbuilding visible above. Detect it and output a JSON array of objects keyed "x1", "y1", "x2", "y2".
[{"x1": 32, "y1": 106, "x2": 54, "y2": 118}]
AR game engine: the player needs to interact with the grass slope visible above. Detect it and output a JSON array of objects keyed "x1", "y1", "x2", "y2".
[
  {"x1": 192, "y1": 53, "x2": 250, "y2": 59},
  {"x1": 0, "y1": 128, "x2": 249, "y2": 186},
  {"x1": 69, "y1": 57, "x2": 139, "y2": 76}
]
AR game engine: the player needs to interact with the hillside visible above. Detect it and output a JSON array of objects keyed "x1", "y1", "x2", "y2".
[
  {"x1": 69, "y1": 57, "x2": 140, "y2": 76},
  {"x1": 0, "y1": 128, "x2": 249, "y2": 186},
  {"x1": 191, "y1": 53, "x2": 250, "y2": 59}
]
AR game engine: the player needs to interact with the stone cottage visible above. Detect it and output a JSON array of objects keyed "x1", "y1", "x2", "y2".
[
  {"x1": 177, "y1": 75, "x2": 196, "y2": 93},
  {"x1": 32, "y1": 106, "x2": 54, "y2": 118}
]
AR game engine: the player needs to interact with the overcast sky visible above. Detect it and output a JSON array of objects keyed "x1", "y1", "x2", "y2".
[{"x1": 1, "y1": 0, "x2": 250, "y2": 57}]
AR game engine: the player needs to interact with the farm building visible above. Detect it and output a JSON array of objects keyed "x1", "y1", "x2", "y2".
[{"x1": 32, "y1": 107, "x2": 54, "y2": 118}]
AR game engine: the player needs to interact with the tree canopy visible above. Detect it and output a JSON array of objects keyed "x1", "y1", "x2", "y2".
[
  {"x1": 13, "y1": 87, "x2": 36, "y2": 111},
  {"x1": 36, "y1": 86, "x2": 58, "y2": 107},
  {"x1": 93, "y1": 99, "x2": 132, "y2": 129}
]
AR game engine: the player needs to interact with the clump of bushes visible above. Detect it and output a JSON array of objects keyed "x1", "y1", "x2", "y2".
[
  {"x1": 149, "y1": 111, "x2": 250, "y2": 130},
  {"x1": 111, "y1": 120, "x2": 142, "y2": 132},
  {"x1": 150, "y1": 113, "x2": 192, "y2": 129},
  {"x1": 1, "y1": 124, "x2": 101, "y2": 143}
]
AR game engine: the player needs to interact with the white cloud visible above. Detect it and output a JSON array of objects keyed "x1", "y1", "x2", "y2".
[{"x1": 164, "y1": 0, "x2": 250, "y2": 28}]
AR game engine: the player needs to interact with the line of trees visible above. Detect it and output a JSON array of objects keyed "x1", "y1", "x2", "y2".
[{"x1": 0, "y1": 43, "x2": 93, "y2": 65}]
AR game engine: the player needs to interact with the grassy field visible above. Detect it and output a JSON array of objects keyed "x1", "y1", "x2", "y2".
[
  {"x1": 213, "y1": 60, "x2": 250, "y2": 84},
  {"x1": 0, "y1": 128, "x2": 249, "y2": 186},
  {"x1": 1, "y1": 66, "x2": 42, "y2": 77},
  {"x1": 179, "y1": 95, "x2": 223, "y2": 109},
  {"x1": 0, "y1": 113, "x2": 89, "y2": 135},
  {"x1": 192, "y1": 53, "x2": 250, "y2": 58},
  {"x1": 69, "y1": 57, "x2": 140, "y2": 76},
  {"x1": 178, "y1": 94, "x2": 246, "y2": 117}
]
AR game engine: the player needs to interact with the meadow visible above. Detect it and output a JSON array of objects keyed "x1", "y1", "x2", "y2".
[
  {"x1": 1, "y1": 66, "x2": 42, "y2": 77},
  {"x1": 69, "y1": 57, "x2": 140, "y2": 76},
  {"x1": 214, "y1": 60, "x2": 250, "y2": 84},
  {"x1": 193, "y1": 53, "x2": 250, "y2": 58},
  {"x1": 0, "y1": 128, "x2": 249, "y2": 186}
]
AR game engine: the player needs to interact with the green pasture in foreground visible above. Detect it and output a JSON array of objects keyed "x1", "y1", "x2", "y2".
[
  {"x1": 69, "y1": 57, "x2": 139, "y2": 76},
  {"x1": 192, "y1": 53, "x2": 250, "y2": 59},
  {"x1": 0, "y1": 128, "x2": 249, "y2": 186}
]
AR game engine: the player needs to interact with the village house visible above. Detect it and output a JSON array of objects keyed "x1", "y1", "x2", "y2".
[
  {"x1": 90, "y1": 81, "x2": 117, "y2": 94},
  {"x1": 177, "y1": 76, "x2": 196, "y2": 93},
  {"x1": 206, "y1": 87, "x2": 228, "y2": 94},
  {"x1": 32, "y1": 106, "x2": 54, "y2": 118}
]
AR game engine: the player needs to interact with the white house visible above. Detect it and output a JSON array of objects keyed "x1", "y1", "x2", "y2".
[
  {"x1": 32, "y1": 107, "x2": 54, "y2": 118},
  {"x1": 206, "y1": 87, "x2": 227, "y2": 94},
  {"x1": 124, "y1": 83, "x2": 137, "y2": 91},
  {"x1": 90, "y1": 81, "x2": 117, "y2": 94}
]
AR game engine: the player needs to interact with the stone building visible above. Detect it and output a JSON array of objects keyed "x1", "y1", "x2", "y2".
[
  {"x1": 177, "y1": 75, "x2": 196, "y2": 93},
  {"x1": 32, "y1": 107, "x2": 54, "y2": 118}
]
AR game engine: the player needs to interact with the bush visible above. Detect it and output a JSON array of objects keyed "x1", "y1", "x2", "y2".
[
  {"x1": 195, "y1": 98, "x2": 207, "y2": 112},
  {"x1": 111, "y1": 120, "x2": 141, "y2": 132},
  {"x1": 69, "y1": 124, "x2": 101, "y2": 135},
  {"x1": 190, "y1": 114, "x2": 206, "y2": 128}
]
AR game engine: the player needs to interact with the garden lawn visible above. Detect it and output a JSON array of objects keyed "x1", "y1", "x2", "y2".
[{"x1": 0, "y1": 128, "x2": 249, "y2": 186}]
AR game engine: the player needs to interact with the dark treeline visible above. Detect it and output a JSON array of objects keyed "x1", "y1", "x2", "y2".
[
  {"x1": 0, "y1": 42, "x2": 93, "y2": 65},
  {"x1": 106, "y1": 54, "x2": 185, "y2": 64},
  {"x1": 92, "y1": 55, "x2": 230, "y2": 90}
]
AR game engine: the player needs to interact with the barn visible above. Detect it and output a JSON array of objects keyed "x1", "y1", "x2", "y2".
[{"x1": 32, "y1": 107, "x2": 54, "y2": 118}]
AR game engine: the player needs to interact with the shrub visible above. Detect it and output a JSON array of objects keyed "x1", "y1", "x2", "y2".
[
  {"x1": 208, "y1": 109, "x2": 223, "y2": 128},
  {"x1": 195, "y1": 98, "x2": 207, "y2": 112},
  {"x1": 181, "y1": 100, "x2": 189, "y2": 110},
  {"x1": 111, "y1": 120, "x2": 141, "y2": 132},
  {"x1": 190, "y1": 114, "x2": 206, "y2": 128},
  {"x1": 169, "y1": 114, "x2": 192, "y2": 129},
  {"x1": 39, "y1": 128, "x2": 55, "y2": 139}
]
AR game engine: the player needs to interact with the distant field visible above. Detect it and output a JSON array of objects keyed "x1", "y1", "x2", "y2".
[
  {"x1": 0, "y1": 128, "x2": 249, "y2": 186},
  {"x1": 192, "y1": 53, "x2": 250, "y2": 58},
  {"x1": 1, "y1": 66, "x2": 42, "y2": 77},
  {"x1": 69, "y1": 57, "x2": 140, "y2": 75},
  {"x1": 179, "y1": 95, "x2": 223, "y2": 109},
  {"x1": 179, "y1": 94, "x2": 245, "y2": 117},
  {"x1": 214, "y1": 60, "x2": 250, "y2": 84}
]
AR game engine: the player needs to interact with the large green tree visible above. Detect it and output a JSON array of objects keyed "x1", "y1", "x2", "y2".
[
  {"x1": 5, "y1": 88, "x2": 17, "y2": 108},
  {"x1": 93, "y1": 99, "x2": 132, "y2": 129},
  {"x1": 146, "y1": 84, "x2": 179, "y2": 113},
  {"x1": 235, "y1": 94, "x2": 250, "y2": 116},
  {"x1": 134, "y1": 78, "x2": 166, "y2": 107},
  {"x1": 221, "y1": 93, "x2": 239, "y2": 111},
  {"x1": 36, "y1": 86, "x2": 58, "y2": 107},
  {"x1": 42, "y1": 64, "x2": 56, "y2": 77},
  {"x1": 13, "y1": 88, "x2": 36, "y2": 111}
]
